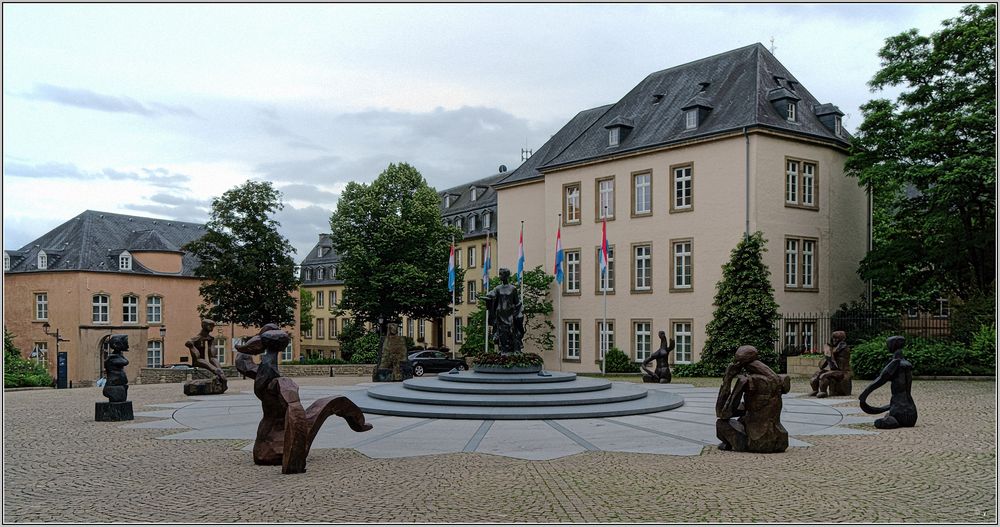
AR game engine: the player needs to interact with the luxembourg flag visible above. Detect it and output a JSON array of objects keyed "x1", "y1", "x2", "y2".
[
  {"x1": 553, "y1": 226, "x2": 564, "y2": 284},
  {"x1": 447, "y1": 244, "x2": 455, "y2": 292},
  {"x1": 516, "y1": 224, "x2": 525, "y2": 282},
  {"x1": 482, "y1": 234, "x2": 492, "y2": 289},
  {"x1": 599, "y1": 217, "x2": 609, "y2": 277}
]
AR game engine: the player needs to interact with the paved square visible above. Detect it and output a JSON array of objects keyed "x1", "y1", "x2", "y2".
[{"x1": 3, "y1": 376, "x2": 996, "y2": 523}]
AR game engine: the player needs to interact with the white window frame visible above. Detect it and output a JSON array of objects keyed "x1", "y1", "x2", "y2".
[
  {"x1": 598, "y1": 245, "x2": 615, "y2": 293},
  {"x1": 673, "y1": 322, "x2": 693, "y2": 364},
  {"x1": 673, "y1": 166, "x2": 692, "y2": 210},
  {"x1": 417, "y1": 319, "x2": 425, "y2": 341},
  {"x1": 119, "y1": 251, "x2": 132, "y2": 271},
  {"x1": 785, "y1": 239, "x2": 799, "y2": 288},
  {"x1": 785, "y1": 321, "x2": 799, "y2": 350},
  {"x1": 468, "y1": 214, "x2": 477, "y2": 233},
  {"x1": 3, "y1": 252, "x2": 9, "y2": 271},
  {"x1": 802, "y1": 163, "x2": 815, "y2": 207},
  {"x1": 685, "y1": 109, "x2": 698, "y2": 130},
  {"x1": 483, "y1": 211, "x2": 491, "y2": 229},
  {"x1": 468, "y1": 246, "x2": 476, "y2": 269},
  {"x1": 444, "y1": 195, "x2": 451, "y2": 208},
  {"x1": 565, "y1": 250, "x2": 581, "y2": 294},
  {"x1": 565, "y1": 321, "x2": 580, "y2": 359},
  {"x1": 35, "y1": 293, "x2": 48, "y2": 320},
  {"x1": 634, "y1": 321, "x2": 651, "y2": 362},
  {"x1": 673, "y1": 241, "x2": 692, "y2": 289},
  {"x1": 147, "y1": 340, "x2": 163, "y2": 368},
  {"x1": 802, "y1": 240, "x2": 815, "y2": 288},
  {"x1": 787, "y1": 102, "x2": 796, "y2": 122},
  {"x1": 316, "y1": 291, "x2": 324, "y2": 308},
  {"x1": 608, "y1": 127, "x2": 620, "y2": 147},
  {"x1": 455, "y1": 318, "x2": 464, "y2": 344},
  {"x1": 935, "y1": 298, "x2": 950, "y2": 318},
  {"x1": 598, "y1": 320, "x2": 615, "y2": 359},
  {"x1": 633, "y1": 173, "x2": 651, "y2": 215},
  {"x1": 32, "y1": 341, "x2": 48, "y2": 362},
  {"x1": 92, "y1": 294, "x2": 110, "y2": 324},
  {"x1": 37, "y1": 251, "x2": 47, "y2": 270},
  {"x1": 598, "y1": 179, "x2": 615, "y2": 219},
  {"x1": 467, "y1": 280, "x2": 477, "y2": 303},
  {"x1": 282, "y1": 343, "x2": 293, "y2": 362},
  {"x1": 122, "y1": 295, "x2": 139, "y2": 324},
  {"x1": 834, "y1": 116, "x2": 842, "y2": 136},
  {"x1": 147, "y1": 296, "x2": 163, "y2": 323},
  {"x1": 316, "y1": 317, "x2": 325, "y2": 339},
  {"x1": 565, "y1": 184, "x2": 581, "y2": 223},
  {"x1": 786, "y1": 160, "x2": 799, "y2": 204},
  {"x1": 213, "y1": 338, "x2": 226, "y2": 365},
  {"x1": 634, "y1": 244, "x2": 651, "y2": 291}
]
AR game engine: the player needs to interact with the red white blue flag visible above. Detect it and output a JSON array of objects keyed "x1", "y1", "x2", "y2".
[
  {"x1": 599, "y1": 217, "x2": 609, "y2": 277},
  {"x1": 553, "y1": 226, "x2": 564, "y2": 284},
  {"x1": 447, "y1": 243, "x2": 455, "y2": 292}
]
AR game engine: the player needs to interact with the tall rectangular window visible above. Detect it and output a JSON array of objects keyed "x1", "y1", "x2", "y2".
[
  {"x1": 407, "y1": 318, "x2": 414, "y2": 337},
  {"x1": 316, "y1": 318, "x2": 325, "y2": 339},
  {"x1": 330, "y1": 290, "x2": 337, "y2": 306},
  {"x1": 282, "y1": 343, "x2": 293, "y2": 362},
  {"x1": 147, "y1": 296, "x2": 162, "y2": 323},
  {"x1": 633, "y1": 321, "x2": 651, "y2": 362},
  {"x1": 632, "y1": 172, "x2": 651, "y2": 215},
  {"x1": 35, "y1": 293, "x2": 48, "y2": 320},
  {"x1": 468, "y1": 246, "x2": 476, "y2": 269},
  {"x1": 596, "y1": 246, "x2": 615, "y2": 293},
  {"x1": 565, "y1": 250, "x2": 581, "y2": 294},
  {"x1": 564, "y1": 183, "x2": 581, "y2": 224},
  {"x1": 565, "y1": 321, "x2": 580, "y2": 359},
  {"x1": 597, "y1": 177, "x2": 615, "y2": 219},
  {"x1": 801, "y1": 321, "x2": 815, "y2": 353},
  {"x1": 633, "y1": 244, "x2": 652, "y2": 291},
  {"x1": 802, "y1": 163, "x2": 815, "y2": 206},
  {"x1": 608, "y1": 127, "x2": 620, "y2": 147},
  {"x1": 147, "y1": 340, "x2": 162, "y2": 368},
  {"x1": 672, "y1": 165, "x2": 693, "y2": 211},
  {"x1": 454, "y1": 249, "x2": 462, "y2": 273},
  {"x1": 467, "y1": 281, "x2": 477, "y2": 303},
  {"x1": 330, "y1": 318, "x2": 338, "y2": 338},
  {"x1": 685, "y1": 109, "x2": 698, "y2": 130},
  {"x1": 316, "y1": 291, "x2": 324, "y2": 308},
  {"x1": 786, "y1": 160, "x2": 799, "y2": 204},
  {"x1": 122, "y1": 295, "x2": 138, "y2": 324},
  {"x1": 455, "y1": 318, "x2": 464, "y2": 344},
  {"x1": 417, "y1": 319, "x2": 425, "y2": 341},
  {"x1": 672, "y1": 240, "x2": 693, "y2": 290},
  {"x1": 92, "y1": 294, "x2": 109, "y2": 324},
  {"x1": 32, "y1": 342, "x2": 48, "y2": 362},
  {"x1": 785, "y1": 237, "x2": 817, "y2": 291},
  {"x1": 785, "y1": 321, "x2": 799, "y2": 350},
  {"x1": 672, "y1": 322, "x2": 692, "y2": 363},
  {"x1": 213, "y1": 338, "x2": 226, "y2": 365},
  {"x1": 597, "y1": 320, "x2": 615, "y2": 359}
]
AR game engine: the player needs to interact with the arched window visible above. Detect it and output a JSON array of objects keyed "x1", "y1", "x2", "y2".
[
  {"x1": 37, "y1": 251, "x2": 47, "y2": 270},
  {"x1": 92, "y1": 294, "x2": 110, "y2": 323},
  {"x1": 119, "y1": 251, "x2": 133, "y2": 271}
]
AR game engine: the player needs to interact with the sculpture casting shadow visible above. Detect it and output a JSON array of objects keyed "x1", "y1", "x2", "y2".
[
  {"x1": 715, "y1": 345, "x2": 791, "y2": 453},
  {"x1": 235, "y1": 325, "x2": 373, "y2": 474},
  {"x1": 858, "y1": 335, "x2": 917, "y2": 429}
]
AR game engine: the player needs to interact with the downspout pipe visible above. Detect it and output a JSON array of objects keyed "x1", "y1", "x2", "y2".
[{"x1": 744, "y1": 127, "x2": 750, "y2": 237}]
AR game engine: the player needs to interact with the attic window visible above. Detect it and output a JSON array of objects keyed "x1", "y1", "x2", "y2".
[
  {"x1": 608, "y1": 127, "x2": 620, "y2": 147},
  {"x1": 37, "y1": 251, "x2": 47, "y2": 270},
  {"x1": 787, "y1": 102, "x2": 797, "y2": 122},
  {"x1": 834, "y1": 116, "x2": 842, "y2": 136},
  {"x1": 685, "y1": 109, "x2": 698, "y2": 130},
  {"x1": 470, "y1": 187, "x2": 478, "y2": 202},
  {"x1": 469, "y1": 214, "x2": 478, "y2": 233},
  {"x1": 3, "y1": 253, "x2": 9, "y2": 271},
  {"x1": 445, "y1": 195, "x2": 451, "y2": 208},
  {"x1": 652, "y1": 94, "x2": 664, "y2": 104},
  {"x1": 119, "y1": 251, "x2": 133, "y2": 271},
  {"x1": 483, "y1": 211, "x2": 492, "y2": 229}
]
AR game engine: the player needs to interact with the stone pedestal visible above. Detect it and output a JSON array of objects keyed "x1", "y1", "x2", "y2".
[
  {"x1": 95, "y1": 401, "x2": 134, "y2": 421},
  {"x1": 183, "y1": 378, "x2": 227, "y2": 396}
]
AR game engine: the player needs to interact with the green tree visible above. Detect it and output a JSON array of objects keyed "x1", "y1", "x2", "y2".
[
  {"x1": 184, "y1": 181, "x2": 299, "y2": 328},
  {"x1": 846, "y1": 4, "x2": 996, "y2": 312},
  {"x1": 329, "y1": 163, "x2": 461, "y2": 330},
  {"x1": 700, "y1": 232, "x2": 781, "y2": 374},
  {"x1": 4, "y1": 328, "x2": 53, "y2": 388},
  {"x1": 299, "y1": 288, "x2": 314, "y2": 335},
  {"x1": 460, "y1": 266, "x2": 554, "y2": 356}
]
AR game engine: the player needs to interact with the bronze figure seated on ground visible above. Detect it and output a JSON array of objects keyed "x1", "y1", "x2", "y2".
[
  {"x1": 715, "y1": 345, "x2": 790, "y2": 453},
  {"x1": 641, "y1": 331, "x2": 674, "y2": 383},
  {"x1": 809, "y1": 330, "x2": 852, "y2": 397},
  {"x1": 858, "y1": 335, "x2": 917, "y2": 429}
]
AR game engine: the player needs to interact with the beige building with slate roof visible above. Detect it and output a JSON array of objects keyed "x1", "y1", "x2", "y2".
[
  {"x1": 494, "y1": 43, "x2": 867, "y2": 372},
  {"x1": 3, "y1": 210, "x2": 300, "y2": 386}
]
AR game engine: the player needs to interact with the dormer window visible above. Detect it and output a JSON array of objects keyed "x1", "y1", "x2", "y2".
[
  {"x1": 834, "y1": 116, "x2": 842, "y2": 136},
  {"x1": 3, "y1": 252, "x2": 9, "y2": 271},
  {"x1": 608, "y1": 127, "x2": 620, "y2": 147},
  {"x1": 685, "y1": 109, "x2": 698, "y2": 130},
  {"x1": 603, "y1": 116, "x2": 633, "y2": 148},
  {"x1": 470, "y1": 187, "x2": 478, "y2": 202},
  {"x1": 787, "y1": 102, "x2": 797, "y2": 122},
  {"x1": 456, "y1": 217, "x2": 463, "y2": 231},
  {"x1": 444, "y1": 195, "x2": 452, "y2": 208},
  {"x1": 317, "y1": 267, "x2": 324, "y2": 281},
  {"x1": 483, "y1": 211, "x2": 492, "y2": 229},
  {"x1": 37, "y1": 251, "x2": 47, "y2": 270},
  {"x1": 469, "y1": 215, "x2": 477, "y2": 233},
  {"x1": 119, "y1": 251, "x2": 133, "y2": 271}
]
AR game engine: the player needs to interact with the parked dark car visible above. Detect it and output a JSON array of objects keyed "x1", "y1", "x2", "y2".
[{"x1": 407, "y1": 350, "x2": 468, "y2": 377}]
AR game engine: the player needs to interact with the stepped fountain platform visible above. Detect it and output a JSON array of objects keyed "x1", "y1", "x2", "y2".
[{"x1": 351, "y1": 370, "x2": 685, "y2": 420}]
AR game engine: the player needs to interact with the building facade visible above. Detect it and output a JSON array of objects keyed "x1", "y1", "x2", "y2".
[
  {"x1": 3, "y1": 210, "x2": 300, "y2": 385},
  {"x1": 494, "y1": 44, "x2": 867, "y2": 372}
]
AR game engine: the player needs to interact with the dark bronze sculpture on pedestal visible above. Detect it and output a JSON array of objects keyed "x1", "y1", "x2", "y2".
[
  {"x1": 235, "y1": 325, "x2": 372, "y2": 474},
  {"x1": 375, "y1": 323, "x2": 412, "y2": 382},
  {"x1": 859, "y1": 335, "x2": 917, "y2": 429},
  {"x1": 716, "y1": 345, "x2": 790, "y2": 453},
  {"x1": 809, "y1": 330, "x2": 852, "y2": 397},
  {"x1": 641, "y1": 331, "x2": 674, "y2": 383},
  {"x1": 183, "y1": 319, "x2": 228, "y2": 395},
  {"x1": 483, "y1": 268, "x2": 525, "y2": 355},
  {"x1": 96, "y1": 334, "x2": 134, "y2": 421}
]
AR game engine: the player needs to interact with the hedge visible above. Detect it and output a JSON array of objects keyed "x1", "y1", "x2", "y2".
[{"x1": 851, "y1": 330, "x2": 996, "y2": 379}]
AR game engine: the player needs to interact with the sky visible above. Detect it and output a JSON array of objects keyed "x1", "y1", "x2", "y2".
[{"x1": 2, "y1": 3, "x2": 967, "y2": 259}]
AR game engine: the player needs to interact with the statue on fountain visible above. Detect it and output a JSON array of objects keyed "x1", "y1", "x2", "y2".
[{"x1": 483, "y1": 268, "x2": 525, "y2": 356}]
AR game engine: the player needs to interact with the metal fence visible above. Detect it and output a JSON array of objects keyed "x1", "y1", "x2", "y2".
[{"x1": 775, "y1": 311, "x2": 952, "y2": 357}]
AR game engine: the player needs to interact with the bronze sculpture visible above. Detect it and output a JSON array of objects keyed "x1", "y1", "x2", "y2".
[
  {"x1": 641, "y1": 331, "x2": 675, "y2": 383},
  {"x1": 483, "y1": 268, "x2": 525, "y2": 355},
  {"x1": 235, "y1": 325, "x2": 372, "y2": 474},
  {"x1": 374, "y1": 323, "x2": 412, "y2": 382},
  {"x1": 809, "y1": 330, "x2": 852, "y2": 397},
  {"x1": 716, "y1": 345, "x2": 790, "y2": 453},
  {"x1": 183, "y1": 319, "x2": 228, "y2": 395},
  {"x1": 859, "y1": 335, "x2": 917, "y2": 429},
  {"x1": 95, "y1": 334, "x2": 134, "y2": 421}
]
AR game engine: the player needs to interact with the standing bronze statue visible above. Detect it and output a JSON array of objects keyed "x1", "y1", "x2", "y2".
[
  {"x1": 95, "y1": 334, "x2": 133, "y2": 421},
  {"x1": 235, "y1": 325, "x2": 372, "y2": 474},
  {"x1": 809, "y1": 330, "x2": 852, "y2": 397},
  {"x1": 716, "y1": 345, "x2": 791, "y2": 453},
  {"x1": 483, "y1": 268, "x2": 525, "y2": 355},
  {"x1": 183, "y1": 319, "x2": 228, "y2": 395},
  {"x1": 641, "y1": 331, "x2": 675, "y2": 383},
  {"x1": 859, "y1": 335, "x2": 917, "y2": 429}
]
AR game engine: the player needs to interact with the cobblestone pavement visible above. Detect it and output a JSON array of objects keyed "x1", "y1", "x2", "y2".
[{"x1": 3, "y1": 376, "x2": 996, "y2": 523}]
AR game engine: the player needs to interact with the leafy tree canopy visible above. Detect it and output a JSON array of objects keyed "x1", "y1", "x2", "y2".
[
  {"x1": 299, "y1": 288, "x2": 314, "y2": 335},
  {"x1": 460, "y1": 266, "x2": 554, "y2": 356},
  {"x1": 329, "y1": 163, "x2": 461, "y2": 327},
  {"x1": 846, "y1": 4, "x2": 996, "y2": 311},
  {"x1": 184, "y1": 180, "x2": 299, "y2": 328},
  {"x1": 700, "y1": 232, "x2": 781, "y2": 373}
]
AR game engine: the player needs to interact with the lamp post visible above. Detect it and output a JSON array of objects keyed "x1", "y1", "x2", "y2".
[
  {"x1": 159, "y1": 325, "x2": 166, "y2": 368},
  {"x1": 42, "y1": 321, "x2": 69, "y2": 388}
]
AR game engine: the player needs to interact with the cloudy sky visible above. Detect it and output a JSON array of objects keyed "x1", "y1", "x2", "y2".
[{"x1": 3, "y1": 3, "x2": 964, "y2": 258}]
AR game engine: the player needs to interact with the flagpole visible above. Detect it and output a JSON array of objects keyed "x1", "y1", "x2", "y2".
[
  {"x1": 557, "y1": 214, "x2": 562, "y2": 372},
  {"x1": 484, "y1": 229, "x2": 490, "y2": 355},
  {"x1": 602, "y1": 207, "x2": 607, "y2": 376},
  {"x1": 519, "y1": 221, "x2": 524, "y2": 300},
  {"x1": 451, "y1": 237, "x2": 456, "y2": 360}
]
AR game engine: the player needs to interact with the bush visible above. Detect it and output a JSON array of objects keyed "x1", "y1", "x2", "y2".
[
  {"x1": 604, "y1": 347, "x2": 639, "y2": 373},
  {"x1": 673, "y1": 361, "x2": 723, "y2": 378},
  {"x1": 348, "y1": 331, "x2": 381, "y2": 364},
  {"x1": 950, "y1": 293, "x2": 996, "y2": 344},
  {"x1": 472, "y1": 352, "x2": 544, "y2": 368},
  {"x1": 969, "y1": 323, "x2": 997, "y2": 369},
  {"x1": 300, "y1": 356, "x2": 347, "y2": 365},
  {"x1": 4, "y1": 329, "x2": 53, "y2": 388},
  {"x1": 852, "y1": 333, "x2": 996, "y2": 379}
]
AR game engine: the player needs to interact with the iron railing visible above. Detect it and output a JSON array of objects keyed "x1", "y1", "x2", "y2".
[{"x1": 775, "y1": 311, "x2": 951, "y2": 357}]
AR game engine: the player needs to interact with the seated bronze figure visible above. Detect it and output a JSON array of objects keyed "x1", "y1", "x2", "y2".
[
  {"x1": 641, "y1": 331, "x2": 674, "y2": 383},
  {"x1": 716, "y1": 345, "x2": 790, "y2": 453},
  {"x1": 858, "y1": 335, "x2": 917, "y2": 429},
  {"x1": 809, "y1": 330, "x2": 852, "y2": 397}
]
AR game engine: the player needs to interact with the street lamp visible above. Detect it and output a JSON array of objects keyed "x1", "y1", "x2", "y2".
[
  {"x1": 159, "y1": 325, "x2": 167, "y2": 368},
  {"x1": 42, "y1": 321, "x2": 69, "y2": 388}
]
